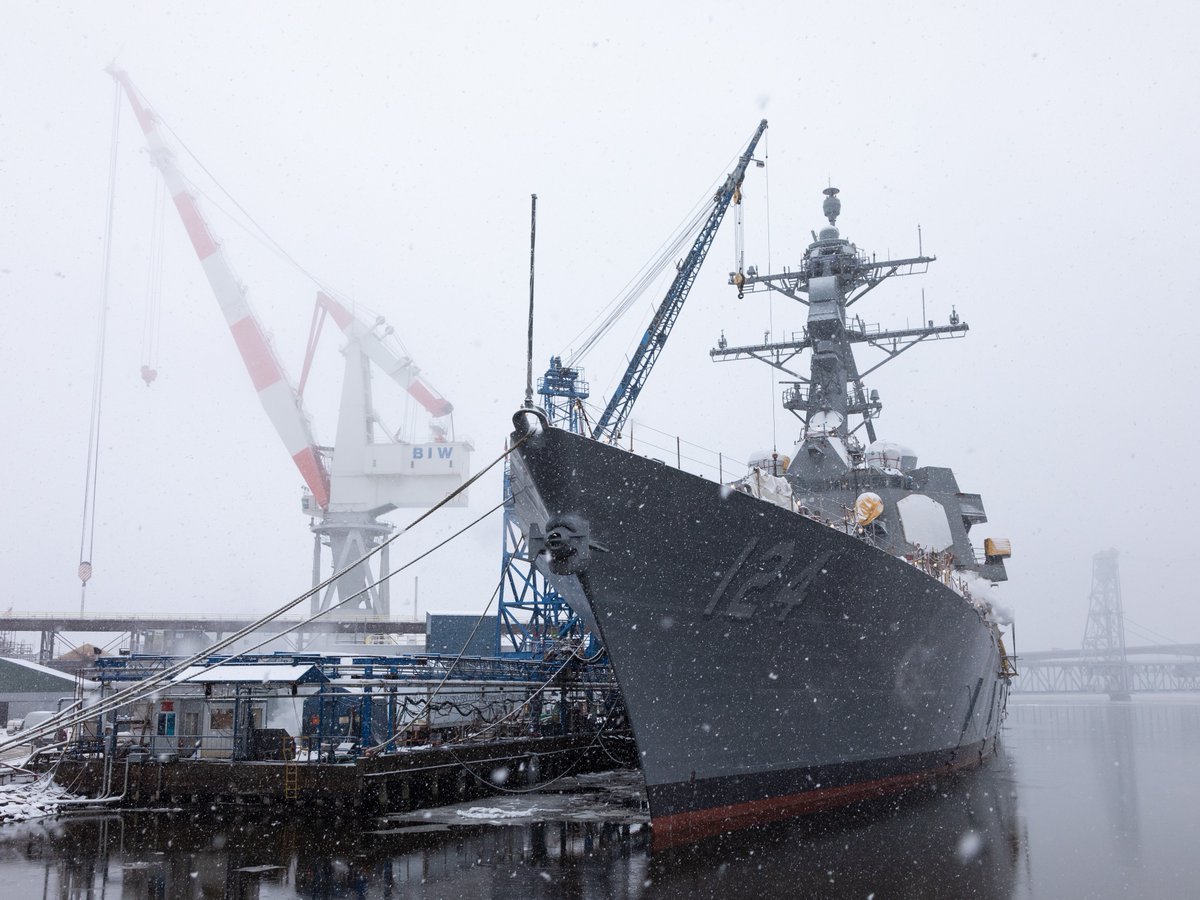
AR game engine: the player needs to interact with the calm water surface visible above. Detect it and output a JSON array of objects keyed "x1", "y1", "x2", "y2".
[{"x1": 2, "y1": 695, "x2": 1198, "y2": 899}]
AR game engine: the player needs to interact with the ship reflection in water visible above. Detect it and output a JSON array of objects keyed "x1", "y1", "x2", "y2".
[
  {"x1": 3, "y1": 698, "x2": 1200, "y2": 898},
  {"x1": 0, "y1": 757, "x2": 1018, "y2": 899}
]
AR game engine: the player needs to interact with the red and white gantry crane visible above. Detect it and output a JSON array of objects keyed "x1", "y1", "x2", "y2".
[{"x1": 109, "y1": 68, "x2": 472, "y2": 619}]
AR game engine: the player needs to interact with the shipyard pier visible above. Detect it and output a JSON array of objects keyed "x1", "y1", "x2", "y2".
[{"x1": 8, "y1": 641, "x2": 631, "y2": 816}]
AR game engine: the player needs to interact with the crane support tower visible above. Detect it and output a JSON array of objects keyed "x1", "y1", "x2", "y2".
[{"x1": 109, "y1": 69, "x2": 472, "y2": 621}]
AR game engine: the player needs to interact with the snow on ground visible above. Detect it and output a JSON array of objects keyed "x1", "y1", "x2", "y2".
[
  {"x1": 0, "y1": 776, "x2": 76, "y2": 825},
  {"x1": 455, "y1": 806, "x2": 539, "y2": 820},
  {"x1": 385, "y1": 769, "x2": 648, "y2": 829}
]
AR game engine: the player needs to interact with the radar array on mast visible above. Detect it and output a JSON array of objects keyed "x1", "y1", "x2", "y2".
[{"x1": 711, "y1": 187, "x2": 967, "y2": 443}]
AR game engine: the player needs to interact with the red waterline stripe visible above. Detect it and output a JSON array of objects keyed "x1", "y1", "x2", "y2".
[{"x1": 650, "y1": 740, "x2": 991, "y2": 851}]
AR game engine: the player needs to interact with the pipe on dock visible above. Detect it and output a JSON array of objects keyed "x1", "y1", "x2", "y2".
[{"x1": 55, "y1": 758, "x2": 132, "y2": 807}]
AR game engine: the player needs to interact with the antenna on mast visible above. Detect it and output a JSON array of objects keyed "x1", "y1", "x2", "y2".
[{"x1": 525, "y1": 194, "x2": 538, "y2": 408}]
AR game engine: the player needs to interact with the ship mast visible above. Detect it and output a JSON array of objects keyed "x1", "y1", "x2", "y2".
[{"x1": 711, "y1": 188, "x2": 966, "y2": 452}]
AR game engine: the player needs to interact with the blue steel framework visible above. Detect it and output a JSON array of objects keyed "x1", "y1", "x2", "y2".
[{"x1": 495, "y1": 358, "x2": 590, "y2": 655}]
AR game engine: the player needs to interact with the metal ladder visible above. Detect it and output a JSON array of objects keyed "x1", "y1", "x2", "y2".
[{"x1": 283, "y1": 737, "x2": 299, "y2": 800}]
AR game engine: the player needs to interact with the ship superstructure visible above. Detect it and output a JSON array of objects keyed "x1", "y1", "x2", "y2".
[{"x1": 715, "y1": 189, "x2": 1010, "y2": 585}]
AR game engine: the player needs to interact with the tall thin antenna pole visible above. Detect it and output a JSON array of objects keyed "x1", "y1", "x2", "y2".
[{"x1": 525, "y1": 194, "x2": 538, "y2": 408}]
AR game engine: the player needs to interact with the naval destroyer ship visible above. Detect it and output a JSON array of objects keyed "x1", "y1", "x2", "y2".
[{"x1": 508, "y1": 185, "x2": 1014, "y2": 849}]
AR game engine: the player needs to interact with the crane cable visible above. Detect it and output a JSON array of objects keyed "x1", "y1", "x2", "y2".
[
  {"x1": 764, "y1": 131, "x2": 779, "y2": 457},
  {"x1": 129, "y1": 83, "x2": 428, "y2": 397},
  {"x1": 139, "y1": 179, "x2": 165, "y2": 386},
  {"x1": 564, "y1": 195, "x2": 712, "y2": 367},
  {"x1": 360, "y1": 576, "x2": 504, "y2": 756},
  {"x1": 562, "y1": 152, "x2": 739, "y2": 368},
  {"x1": 149, "y1": 106, "x2": 450, "y2": 432},
  {"x1": 76, "y1": 81, "x2": 122, "y2": 615},
  {"x1": 151, "y1": 103, "x2": 351, "y2": 306},
  {"x1": 1, "y1": 442, "x2": 513, "y2": 755},
  {"x1": 170, "y1": 495, "x2": 509, "y2": 696},
  {"x1": 147, "y1": 93, "x2": 402, "y2": 357}
]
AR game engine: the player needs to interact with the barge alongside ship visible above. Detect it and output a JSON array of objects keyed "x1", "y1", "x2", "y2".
[{"x1": 508, "y1": 183, "x2": 1014, "y2": 849}]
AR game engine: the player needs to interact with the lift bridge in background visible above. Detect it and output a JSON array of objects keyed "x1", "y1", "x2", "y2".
[{"x1": 1013, "y1": 550, "x2": 1200, "y2": 695}]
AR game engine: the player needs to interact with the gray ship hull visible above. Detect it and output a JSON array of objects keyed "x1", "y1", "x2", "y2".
[{"x1": 509, "y1": 419, "x2": 1008, "y2": 849}]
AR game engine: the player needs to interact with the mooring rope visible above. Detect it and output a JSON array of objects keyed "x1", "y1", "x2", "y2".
[
  {"x1": 184, "y1": 496, "x2": 508, "y2": 681},
  {"x1": 361, "y1": 577, "x2": 505, "y2": 756}
]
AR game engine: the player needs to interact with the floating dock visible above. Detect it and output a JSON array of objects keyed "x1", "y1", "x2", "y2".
[
  {"x1": 34, "y1": 648, "x2": 633, "y2": 814},
  {"x1": 49, "y1": 732, "x2": 637, "y2": 812}
]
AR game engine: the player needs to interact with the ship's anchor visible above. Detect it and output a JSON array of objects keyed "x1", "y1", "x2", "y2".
[{"x1": 529, "y1": 515, "x2": 608, "y2": 575}]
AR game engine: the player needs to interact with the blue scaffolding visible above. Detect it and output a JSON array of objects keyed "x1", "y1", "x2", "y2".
[
  {"x1": 89, "y1": 652, "x2": 617, "y2": 760},
  {"x1": 495, "y1": 357, "x2": 591, "y2": 656}
]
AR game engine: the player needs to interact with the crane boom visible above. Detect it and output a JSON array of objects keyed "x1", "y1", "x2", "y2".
[
  {"x1": 315, "y1": 292, "x2": 454, "y2": 419},
  {"x1": 590, "y1": 119, "x2": 768, "y2": 442},
  {"x1": 109, "y1": 68, "x2": 332, "y2": 509}
]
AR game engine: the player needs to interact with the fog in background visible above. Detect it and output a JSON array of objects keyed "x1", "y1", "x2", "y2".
[{"x1": 2, "y1": 2, "x2": 1196, "y2": 654}]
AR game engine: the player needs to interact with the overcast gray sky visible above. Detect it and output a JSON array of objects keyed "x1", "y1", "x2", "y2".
[{"x1": 2, "y1": 1, "x2": 1197, "y2": 653}]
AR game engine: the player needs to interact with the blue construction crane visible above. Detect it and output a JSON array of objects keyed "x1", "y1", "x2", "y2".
[{"x1": 591, "y1": 118, "x2": 768, "y2": 442}]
